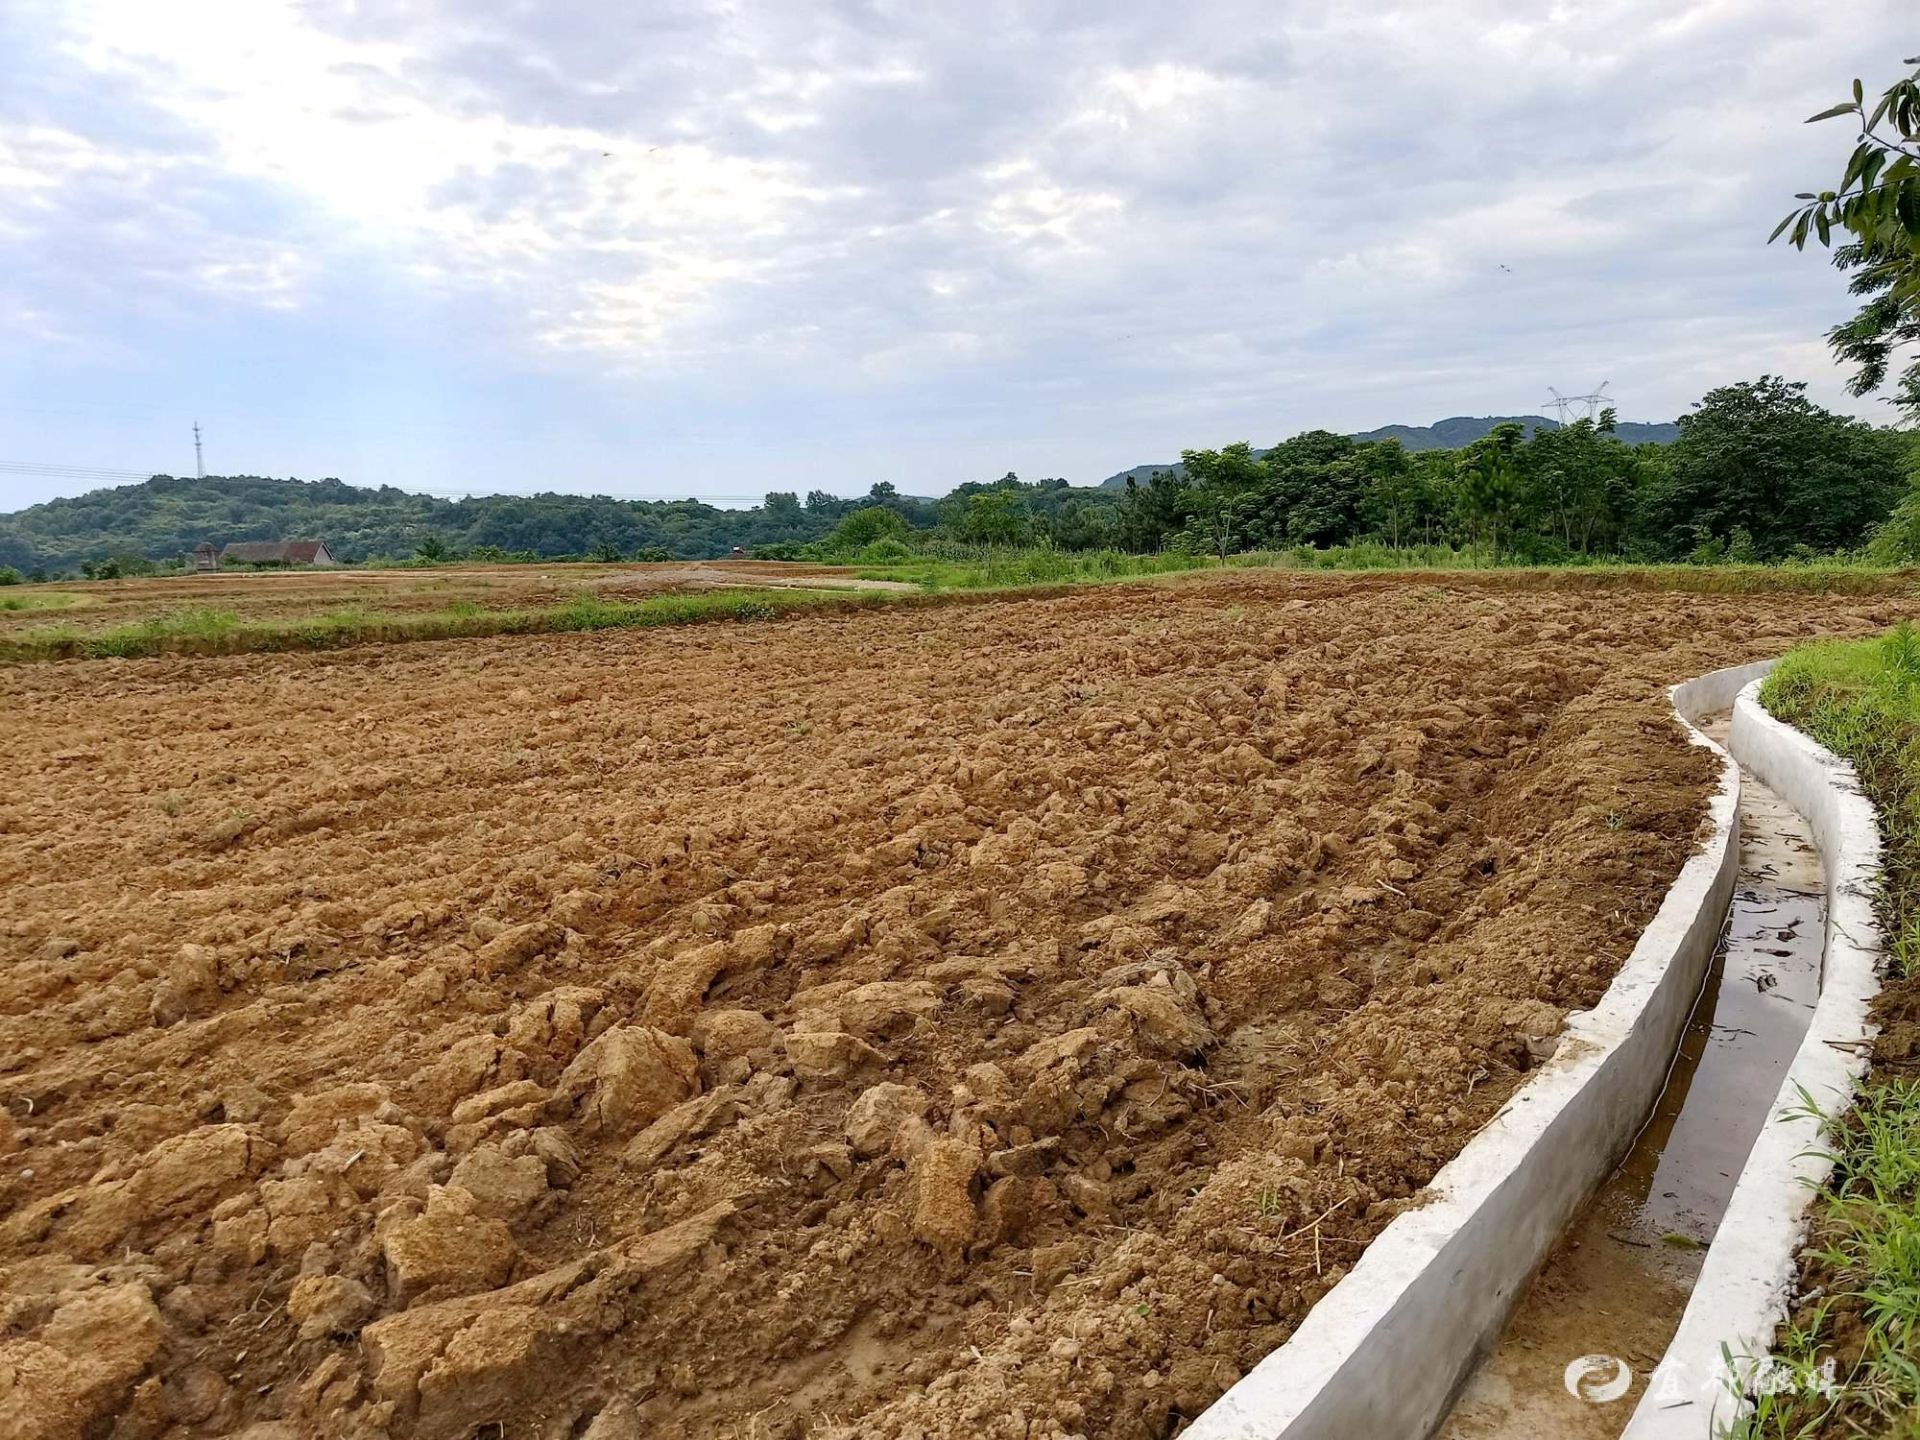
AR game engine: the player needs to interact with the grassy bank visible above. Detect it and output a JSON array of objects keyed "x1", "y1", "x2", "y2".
[
  {"x1": 853, "y1": 545, "x2": 1920, "y2": 596},
  {"x1": 0, "y1": 589, "x2": 889, "y2": 662},
  {"x1": 1738, "y1": 629, "x2": 1920, "y2": 1436},
  {"x1": 0, "y1": 590, "x2": 88, "y2": 613}
]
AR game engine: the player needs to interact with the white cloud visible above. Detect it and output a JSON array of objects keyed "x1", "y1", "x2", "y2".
[{"x1": 0, "y1": 0, "x2": 1905, "y2": 502}]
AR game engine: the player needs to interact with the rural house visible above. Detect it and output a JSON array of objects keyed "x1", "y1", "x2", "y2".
[
  {"x1": 188, "y1": 541, "x2": 218, "y2": 571},
  {"x1": 218, "y1": 540, "x2": 340, "y2": 568}
]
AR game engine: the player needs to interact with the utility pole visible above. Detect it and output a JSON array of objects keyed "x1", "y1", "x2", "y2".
[{"x1": 193, "y1": 422, "x2": 204, "y2": 479}]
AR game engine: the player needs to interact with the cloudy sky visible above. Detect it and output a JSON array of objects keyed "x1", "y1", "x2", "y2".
[{"x1": 0, "y1": 1, "x2": 1901, "y2": 508}]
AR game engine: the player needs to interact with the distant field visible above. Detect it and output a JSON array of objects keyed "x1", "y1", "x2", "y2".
[
  {"x1": 0, "y1": 560, "x2": 912, "y2": 660},
  {"x1": 6, "y1": 553, "x2": 1920, "y2": 662},
  {"x1": 0, "y1": 559, "x2": 885, "y2": 634}
]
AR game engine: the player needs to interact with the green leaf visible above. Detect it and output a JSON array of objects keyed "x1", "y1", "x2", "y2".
[
  {"x1": 1855, "y1": 78, "x2": 1866, "y2": 105},
  {"x1": 1898, "y1": 183, "x2": 1920, "y2": 234},
  {"x1": 1842, "y1": 142, "x2": 1873, "y2": 189},
  {"x1": 1807, "y1": 102, "x2": 1857, "y2": 123}
]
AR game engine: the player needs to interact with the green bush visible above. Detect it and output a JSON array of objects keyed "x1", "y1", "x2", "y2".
[
  {"x1": 827, "y1": 507, "x2": 909, "y2": 552},
  {"x1": 0, "y1": 567, "x2": 20, "y2": 586}
]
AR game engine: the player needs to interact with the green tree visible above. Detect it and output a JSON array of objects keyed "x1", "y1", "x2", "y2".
[
  {"x1": 1455, "y1": 424, "x2": 1527, "y2": 562},
  {"x1": 1116, "y1": 471, "x2": 1190, "y2": 552},
  {"x1": 1519, "y1": 413, "x2": 1650, "y2": 556},
  {"x1": 1778, "y1": 57, "x2": 1920, "y2": 419},
  {"x1": 826, "y1": 505, "x2": 909, "y2": 552},
  {"x1": 762, "y1": 491, "x2": 804, "y2": 524},
  {"x1": 1263, "y1": 431, "x2": 1364, "y2": 546},
  {"x1": 1179, "y1": 443, "x2": 1267, "y2": 495},
  {"x1": 959, "y1": 489, "x2": 1030, "y2": 546},
  {"x1": 414, "y1": 535, "x2": 452, "y2": 563},
  {"x1": 1355, "y1": 440, "x2": 1420, "y2": 547},
  {"x1": 1645, "y1": 377, "x2": 1906, "y2": 558}
]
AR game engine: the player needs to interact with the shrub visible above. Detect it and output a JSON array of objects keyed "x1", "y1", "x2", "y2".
[
  {"x1": 827, "y1": 507, "x2": 909, "y2": 552},
  {"x1": 0, "y1": 567, "x2": 19, "y2": 586}
]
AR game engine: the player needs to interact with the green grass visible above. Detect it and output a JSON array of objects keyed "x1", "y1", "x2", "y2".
[
  {"x1": 0, "y1": 590, "x2": 89, "y2": 612},
  {"x1": 1727, "y1": 627, "x2": 1920, "y2": 1436},
  {"x1": 853, "y1": 545, "x2": 1920, "y2": 596},
  {"x1": 0, "y1": 589, "x2": 881, "y2": 662},
  {"x1": 853, "y1": 548, "x2": 1221, "y2": 590}
]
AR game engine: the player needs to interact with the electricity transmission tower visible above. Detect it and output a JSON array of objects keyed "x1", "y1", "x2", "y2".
[
  {"x1": 193, "y1": 422, "x2": 204, "y2": 479},
  {"x1": 1540, "y1": 381, "x2": 1612, "y2": 426}
]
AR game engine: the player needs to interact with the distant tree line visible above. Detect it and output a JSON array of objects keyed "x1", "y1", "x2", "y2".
[
  {"x1": 0, "y1": 475, "x2": 944, "y2": 574},
  {"x1": 799, "y1": 376, "x2": 1913, "y2": 566},
  {"x1": 1, "y1": 375, "x2": 1914, "y2": 576}
]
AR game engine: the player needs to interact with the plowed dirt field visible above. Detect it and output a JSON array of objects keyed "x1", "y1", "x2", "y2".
[
  {"x1": 0, "y1": 573, "x2": 1905, "y2": 1440},
  {"x1": 0, "y1": 560, "x2": 890, "y2": 640}
]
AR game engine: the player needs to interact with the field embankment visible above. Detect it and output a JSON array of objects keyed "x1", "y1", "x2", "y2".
[{"x1": 1728, "y1": 632, "x2": 1920, "y2": 1437}]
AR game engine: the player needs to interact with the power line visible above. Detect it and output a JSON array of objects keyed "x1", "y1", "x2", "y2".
[{"x1": 0, "y1": 461, "x2": 157, "y2": 482}]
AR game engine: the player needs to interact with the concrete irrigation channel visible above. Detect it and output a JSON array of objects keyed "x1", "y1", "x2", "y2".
[{"x1": 1190, "y1": 661, "x2": 1885, "y2": 1440}]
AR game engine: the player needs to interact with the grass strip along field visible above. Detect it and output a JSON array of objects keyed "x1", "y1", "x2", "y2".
[
  {"x1": 1741, "y1": 629, "x2": 1920, "y2": 1437},
  {"x1": 0, "y1": 588, "x2": 893, "y2": 661},
  {"x1": 851, "y1": 545, "x2": 1920, "y2": 595}
]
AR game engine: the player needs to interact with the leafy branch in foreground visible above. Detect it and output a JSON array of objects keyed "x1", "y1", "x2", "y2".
[
  {"x1": 1775, "y1": 59, "x2": 1920, "y2": 258},
  {"x1": 1777, "y1": 57, "x2": 1920, "y2": 424}
]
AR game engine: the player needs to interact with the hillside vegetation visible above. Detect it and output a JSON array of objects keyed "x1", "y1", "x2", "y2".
[
  {"x1": 1100, "y1": 413, "x2": 1682, "y2": 486},
  {"x1": 1, "y1": 378, "x2": 1911, "y2": 576},
  {"x1": 0, "y1": 475, "x2": 936, "y2": 573}
]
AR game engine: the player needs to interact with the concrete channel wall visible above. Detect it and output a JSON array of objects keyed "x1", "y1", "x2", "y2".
[
  {"x1": 1188, "y1": 665, "x2": 1754, "y2": 1440},
  {"x1": 1623, "y1": 675, "x2": 1885, "y2": 1438}
]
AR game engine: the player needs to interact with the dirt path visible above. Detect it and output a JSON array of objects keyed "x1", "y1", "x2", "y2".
[{"x1": 0, "y1": 573, "x2": 1906, "y2": 1440}]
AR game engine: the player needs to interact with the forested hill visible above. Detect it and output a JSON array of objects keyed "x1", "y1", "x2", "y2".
[
  {"x1": 0, "y1": 474, "x2": 944, "y2": 572},
  {"x1": 1098, "y1": 414, "x2": 1681, "y2": 488},
  {"x1": 1354, "y1": 414, "x2": 1681, "y2": 449}
]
